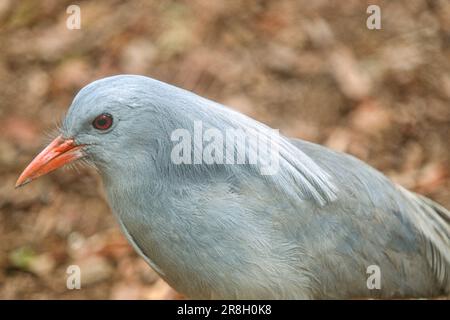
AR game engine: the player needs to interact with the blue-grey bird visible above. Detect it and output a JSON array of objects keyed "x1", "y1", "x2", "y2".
[{"x1": 16, "y1": 75, "x2": 450, "y2": 299}]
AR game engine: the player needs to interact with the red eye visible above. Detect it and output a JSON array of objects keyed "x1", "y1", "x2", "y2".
[{"x1": 93, "y1": 113, "x2": 113, "y2": 130}]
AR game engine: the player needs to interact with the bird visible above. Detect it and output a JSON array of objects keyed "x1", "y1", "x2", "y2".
[{"x1": 16, "y1": 74, "x2": 450, "y2": 299}]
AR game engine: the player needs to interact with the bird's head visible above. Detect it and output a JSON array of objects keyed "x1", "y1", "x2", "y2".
[
  {"x1": 16, "y1": 75, "x2": 166, "y2": 187},
  {"x1": 16, "y1": 74, "x2": 337, "y2": 206}
]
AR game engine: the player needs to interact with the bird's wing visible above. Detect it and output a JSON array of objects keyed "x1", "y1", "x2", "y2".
[
  {"x1": 397, "y1": 187, "x2": 450, "y2": 287},
  {"x1": 289, "y1": 138, "x2": 450, "y2": 292}
]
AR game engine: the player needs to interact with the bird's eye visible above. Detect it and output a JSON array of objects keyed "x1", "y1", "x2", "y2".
[{"x1": 92, "y1": 113, "x2": 113, "y2": 130}]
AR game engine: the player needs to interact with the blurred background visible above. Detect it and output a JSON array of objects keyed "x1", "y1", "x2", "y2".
[{"x1": 0, "y1": 0, "x2": 449, "y2": 299}]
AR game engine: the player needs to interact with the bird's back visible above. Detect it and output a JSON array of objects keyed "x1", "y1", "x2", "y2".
[{"x1": 289, "y1": 138, "x2": 450, "y2": 298}]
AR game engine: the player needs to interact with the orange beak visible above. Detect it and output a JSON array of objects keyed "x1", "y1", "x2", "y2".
[{"x1": 15, "y1": 135, "x2": 85, "y2": 188}]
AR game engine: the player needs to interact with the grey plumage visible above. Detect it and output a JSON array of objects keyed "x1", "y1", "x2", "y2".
[{"x1": 59, "y1": 75, "x2": 450, "y2": 299}]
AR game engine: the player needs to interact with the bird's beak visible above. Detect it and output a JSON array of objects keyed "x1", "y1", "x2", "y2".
[{"x1": 15, "y1": 135, "x2": 85, "y2": 188}]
